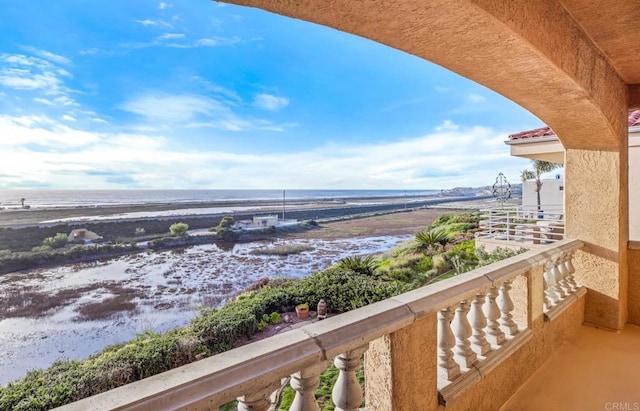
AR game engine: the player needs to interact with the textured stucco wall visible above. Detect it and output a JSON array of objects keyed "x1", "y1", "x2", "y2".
[
  {"x1": 565, "y1": 149, "x2": 628, "y2": 329},
  {"x1": 366, "y1": 316, "x2": 438, "y2": 411}
]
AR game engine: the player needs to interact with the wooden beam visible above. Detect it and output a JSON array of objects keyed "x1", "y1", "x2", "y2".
[{"x1": 629, "y1": 84, "x2": 640, "y2": 109}]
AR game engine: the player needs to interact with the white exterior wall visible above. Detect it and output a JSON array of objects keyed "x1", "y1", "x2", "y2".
[
  {"x1": 629, "y1": 129, "x2": 640, "y2": 240},
  {"x1": 253, "y1": 215, "x2": 279, "y2": 227},
  {"x1": 522, "y1": 179, "x2": 564, "y2": 210}
]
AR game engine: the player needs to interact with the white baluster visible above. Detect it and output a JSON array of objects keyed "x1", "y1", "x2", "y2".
[
  {"x1": 437, "y1": 307, "x2": 461, "y2": 380},
  {"x1": 483, "y1": 287, "x2": 505, "y2": 345},
  {"x1": 550, "y1": 260, "x2": 566, "y2": 299},
  {"x1": 564, "y1": 253, "x2": 579, "y2": 291},
  {"x1": 556, "y1": 256, "x2": 573, "y2": 295},
  {"x1": 289, "y1": 361, "x2": 328, "y2": 411},
  {"x1": 543, "y1": 272, "x2": 553, "y2": 312},
  {"x1": 543, "y1": 261, "x2": 560, "y2": 307},
  {"x1": 332, "y1": 345, "x2": 368, "y2": 411},
  {"x1": 237, "y1": 381, "x2": 280, "y2": 411},
  {"x1": 498, "y1": 280, "x2": 519, "y2": 335},
  {"x1": 470, "y1": 293, "x2": 491, "y2": 356},
  {"x1": 452, "y1": 301, "x2": 477, "y2": 367}
]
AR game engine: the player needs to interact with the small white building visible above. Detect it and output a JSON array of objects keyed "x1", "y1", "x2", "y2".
[{"x1": 253, "y1": 215, "x2": 279, "y2": 227}]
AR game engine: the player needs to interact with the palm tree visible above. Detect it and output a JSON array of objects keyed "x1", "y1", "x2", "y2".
[
  {"x1": 415, "y1": 228, "x2": 450, "y2": 256},
  {"x1": 520, "y1": 160, "x2": 562, "y2": 211}
]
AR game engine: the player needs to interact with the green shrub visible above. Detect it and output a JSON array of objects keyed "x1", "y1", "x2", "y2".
[
  {"x1": 335, "y1": 255, "x2": 378, "y2": 276},
  {"x1": 217, "y1": 216, "x2": 235, "y2": 229},
  {"x1": 476, "y1": 246, "x2": 528, "y2": 266},
  {"x1": 42, "y1": 233, "x2": 68, "y2": 249},
  {"x1": 169, "y1": 223, "x2": 189, "y2": 237}
]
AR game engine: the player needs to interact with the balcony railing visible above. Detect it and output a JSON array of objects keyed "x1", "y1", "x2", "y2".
[
  {"x1": 57, "y1": 239, "x2": 584, "y2": 411},
  {"x1": 476, "y1": 205, "x2": 565, "y2": 245}
]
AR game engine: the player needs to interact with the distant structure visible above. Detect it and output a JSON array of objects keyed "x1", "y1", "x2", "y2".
[
  {"x1": 492, "y1": 172, "x2": 512, "y2": 208},
  {"x1": 253, "y1": 215, "x2": 279, "y2": 227},
  {"x1": 68, "y1": 229, "x2": 103, "y2": 243}
]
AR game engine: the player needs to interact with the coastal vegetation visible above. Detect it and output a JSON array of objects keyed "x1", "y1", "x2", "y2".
[
  {"x1": 0, "y1": 211, "x2": 529, "y2": 411},
  {"x1": 169, "y1": 222, "x2": 189, "y2": 236}
]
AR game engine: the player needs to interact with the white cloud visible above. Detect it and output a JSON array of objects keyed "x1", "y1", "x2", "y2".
[
  {"x1": 135, "y1": 19, "x2": 173, "y2": 28},
  {"x1": 465, "y1": 93, "x2": 487, "y2": 104},
  {"x1": 120, "y1": 93, "x2": 229, "y2": 122},
  {"x1": 159, "y1": 2, "x2": 171, "y2": 9},
  {"x1": 0, "y1": 115, "x2": 528, "y2": 190},
  {"x1": 62, "y1": 114, "x2": 77, "y2": 122},
  {"x1": 252, "y1": 94, "x2": 289, "y2": 111},
  {"x1": 0, "y1": 52, "x2": 77, "y2": 109},
  {"x1": 18, "y1": 47, "x2": 72, "y2": 66},
  {"x1": 156, "y1": 33, "x2": 185, "y2": 41},
  {"x1": 33, "y1": 98, "x2": 54, "y2": 106}
]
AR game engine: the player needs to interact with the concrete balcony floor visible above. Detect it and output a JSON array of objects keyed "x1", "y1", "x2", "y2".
[{"x1": 501, "y1": 324, "x2": 640, "y2": 411}]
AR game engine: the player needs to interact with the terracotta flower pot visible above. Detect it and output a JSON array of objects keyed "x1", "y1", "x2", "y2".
[{"x1": 295, "y1": 304, "x2": 309, "y2": 319}]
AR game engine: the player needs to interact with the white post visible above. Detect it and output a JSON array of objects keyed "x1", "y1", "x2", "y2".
[
  {"x1": 437, "y1": 307, "x2": 461, "y2": 380},
  {"x1": 470, "y1": 293, "x2": 492, "y2": 356},
  {"x1": 332, "y1": 345, "x2": 368, "y2": 411},
  {"x1": 564, "y1": 252, "x2": 579, "y2": 291},
  {"x1": 543, "y1": 261, "x2": 560, "y2": 307},
  {"x1": 289, "y1": 361, "x2": 328, "y2": 411},
  {"x1": 237, "y1": 381, "x2": 280, "y2": 411},
  {"x1": 484, "y1": 287, "x2": 505, "y2": 345},
  {"x1": 550, "y1": 260, "x2": 567, "y2": 299},
  {"x1": 498, "y1": 280, "x2": 519, "y2": 335},
  {"x1": 452, "y1": 300, "x2": 477, "y2": 367}
]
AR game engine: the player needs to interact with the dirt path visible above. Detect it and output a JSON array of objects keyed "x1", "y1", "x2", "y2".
[{"x1": 285, "y1": 208, "x2": 460, "y2": 240}]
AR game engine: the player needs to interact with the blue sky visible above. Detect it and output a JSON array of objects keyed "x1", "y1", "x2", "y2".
[{"x1": 0, "y1": 0, "x2": 546, "y2": 189}]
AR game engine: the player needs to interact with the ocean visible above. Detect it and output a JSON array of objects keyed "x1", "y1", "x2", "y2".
[{"x1": 0, "y1": 189, "x2": 441, "y2": 209}]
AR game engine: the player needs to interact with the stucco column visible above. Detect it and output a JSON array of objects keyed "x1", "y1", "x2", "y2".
[
  {"x1": 365, "y1": 315, "x2": 438, "y2": 411},
  {"x1": 565, "y1": 144, "x2": 628, "y2": 329}
]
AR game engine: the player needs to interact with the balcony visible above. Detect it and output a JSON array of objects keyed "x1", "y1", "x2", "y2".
[
  {"x1": 57, "y1": 239, "x2": 595, "y2": 411},
  {"x1": 476, "y1": 206, "x2": 565, "y2": 252}
]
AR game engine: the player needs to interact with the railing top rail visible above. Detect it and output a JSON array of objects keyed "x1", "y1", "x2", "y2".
[{"x1": 56, "y1": 238, "x2": 583, "y2": 411}]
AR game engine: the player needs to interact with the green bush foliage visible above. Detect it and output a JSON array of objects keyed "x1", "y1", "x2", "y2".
[
  {"x1": 169, "y1": 222, "x2": 189, "y2": 237},
  {"x1": 336, "y1": 255, "x2": 377, "y2": 276},
  {"x1": 42, "y1": 233, "x2": 68, "y2": 249}
]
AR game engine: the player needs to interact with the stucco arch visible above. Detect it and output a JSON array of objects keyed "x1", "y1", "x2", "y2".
[{"x1": 220, "y1": 0, "x2": 628, "y2": 150}]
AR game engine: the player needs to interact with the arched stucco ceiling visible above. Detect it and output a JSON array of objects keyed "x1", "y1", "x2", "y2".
[{"x1": 218, "y1": 0, "x2": 629, "y2": 150}]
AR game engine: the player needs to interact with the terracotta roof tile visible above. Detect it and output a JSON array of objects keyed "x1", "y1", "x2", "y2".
[{"x1": 509, "y1": 109, "x2": 640, "y2": 140}]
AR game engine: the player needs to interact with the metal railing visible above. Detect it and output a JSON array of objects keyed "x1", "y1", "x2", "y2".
[
  {"x1": 57, "y1": 239, "x2": 584, "y2": 411},
  {"x1": 476, "y1": 205, "x2": 565, "y2": 244}
]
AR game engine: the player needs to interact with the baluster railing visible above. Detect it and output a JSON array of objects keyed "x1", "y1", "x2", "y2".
[
  {"x1": 237, "y1": 381, "x2": 280, "y2": 411},
  {"x1": 470, "y1": 292, "x2": 491, "y2": 356},
  {"x1": 550, "y1": 260, "x2": 567, "y2": 299},
  {"x1": 543, "y1": 261, "x2": 560, "y2": 308},
  {"x1": 498, "y1": 280, "x2": 518, "y2": 335},
  {"x1": 438, "y1": 307, "x2": 461, "y2": 380},
  {"x1": 289, "y1": 361, "x2": 328, "y2": 411},
  {"x1": 452, "y1": 300, "x2": 477, "y2": 367},
  {"x1": 484, "y1": 286, "x2": 506, "y2": 345},
  {"x1": 332, "y1": 345, "x2": 368, "y2": 411},
  {"x1": 564, "y1": 252, "x2": 579, "y2": 291}
]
